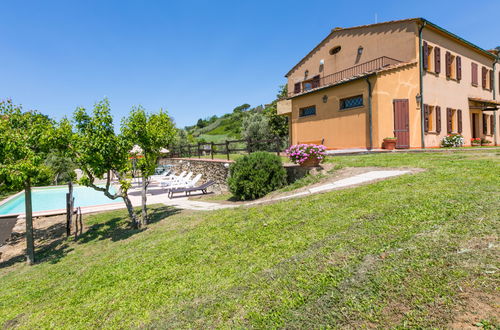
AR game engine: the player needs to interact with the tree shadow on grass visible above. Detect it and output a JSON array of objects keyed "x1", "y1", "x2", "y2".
[
  {"x1": 0, "y1": 206, "x2": 181, "y2": 268},
  {"x1": 77, "y1": 206, "x2": 181, "y2": 244}
]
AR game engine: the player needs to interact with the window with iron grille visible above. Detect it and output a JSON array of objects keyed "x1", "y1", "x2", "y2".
[
  {"x1": 340, "y1": 95, "x2": 363, "y2": 110},
  {"x1": 299, "y1": 105, "x2": 316, "y2": 117}
]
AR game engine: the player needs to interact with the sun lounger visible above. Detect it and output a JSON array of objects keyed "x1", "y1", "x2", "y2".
[
  {"x1": 168, "y1": 180, "x2": 216, "y2": 198},
  {"x1": 164, "y1": 173, "x2": 201, "y2": 190}
]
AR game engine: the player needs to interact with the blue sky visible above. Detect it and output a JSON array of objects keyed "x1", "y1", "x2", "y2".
[{"x1": 1, "y1": 0, "x2": 499, "y2": 128}]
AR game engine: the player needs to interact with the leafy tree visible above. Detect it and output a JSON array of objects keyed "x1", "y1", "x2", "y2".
[
  {"x1": 242, "y1": 112, "x2": 272, "y2": 150},
  {"x1": 233, "y1": 103, "x2": 251, "y2": 114},
  {"x1": 71, "y1": 99, "x2": 140, "y2": 228},
  {"x1": 0, "y1": 99, "x2": 64, "y2": 264},
  {"x1": 196, "y1": 118, "x2": 206, "y2": 128},
  {"x1": 44, "y1": 151, "x2": 76, "y2": 185},
  {"x1": 264, "y1": 84, "x2": 289, "y2": 139},
  {"x1": 121, "y1": 106, "x2": 176, "y2": 226}
]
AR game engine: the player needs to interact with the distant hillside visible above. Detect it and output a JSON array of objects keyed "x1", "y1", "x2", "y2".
[{"x1": 185, "y1": 104, "x2": 263, "y2": 143}]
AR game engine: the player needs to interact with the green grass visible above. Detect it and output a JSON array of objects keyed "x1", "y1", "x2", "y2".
[{"x1": 0, "y1": 151, "x2": 498, "y2": 328}]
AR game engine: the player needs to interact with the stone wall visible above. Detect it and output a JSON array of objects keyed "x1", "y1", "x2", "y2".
[
  {"x1": 158, "y1": 158, "x2": 319, "y2": 193},
  {"x1": 158, "y1": 158, "x2": 233, "y2": 192}
]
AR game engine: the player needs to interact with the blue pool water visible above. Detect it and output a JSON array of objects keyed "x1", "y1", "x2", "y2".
[{"x1": 0, "y1": 185, "x2": 121, "y2": 215}]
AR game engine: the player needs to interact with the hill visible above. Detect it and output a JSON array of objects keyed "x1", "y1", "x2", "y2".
[
  {"x1": 184, "y1": 104, "x2": 263, "y2": 143},
  {"x1": 0, "y1": 151, "x2": 498, "y2": 328}
]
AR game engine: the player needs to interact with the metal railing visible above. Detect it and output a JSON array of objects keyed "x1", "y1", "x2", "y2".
[{"x1": 288, "y1": 56, "x2": 402, "y2": 97}]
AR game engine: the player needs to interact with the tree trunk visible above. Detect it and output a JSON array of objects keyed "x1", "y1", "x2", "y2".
[
  {"x1": 24, "y1": 178, "x2": 35, "y2": 265},
  {"x1": 141, "y1": 176, "x2": 147, "y2": 227},
  {"x1": 122, "y1": 193, "x2": 139, "y2": 229}
]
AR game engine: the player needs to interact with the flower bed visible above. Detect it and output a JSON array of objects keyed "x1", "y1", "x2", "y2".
[
  {"x1": 441, "y1": 134, "x2": 464, "y2": 148},
  {"x1": 286, "y1": 144, "x2": 327, "y2": 166}
]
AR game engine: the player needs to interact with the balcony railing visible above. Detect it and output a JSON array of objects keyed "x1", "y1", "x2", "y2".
[{"x1": 288, "y1": 56, "x2": 402, "y2": 98}]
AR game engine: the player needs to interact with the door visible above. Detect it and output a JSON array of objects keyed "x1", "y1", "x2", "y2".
[
  {"x1": 472, "y1": 113, "x2": 479, "y2": 138},
  {"x1": 393, "y1": 99, "x2": 410, "y2": 149}
]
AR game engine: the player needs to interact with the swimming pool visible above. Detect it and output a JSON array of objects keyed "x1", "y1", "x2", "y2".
[{"x1": 0, "y1": 185, "x2": 122, "y2": 216}]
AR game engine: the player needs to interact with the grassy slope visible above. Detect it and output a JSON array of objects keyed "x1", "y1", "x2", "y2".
[{"x1": 0, "y1": 151, "x2": 499, "y2": 328}]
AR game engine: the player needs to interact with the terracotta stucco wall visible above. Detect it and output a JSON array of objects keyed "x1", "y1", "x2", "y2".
[
  {"x1": 372, "y1": 63, "x2": 421, "y2": 148},
  {"x1": 289, "y1": 79, "x2": 368, "y2": 149},
  {"x1": 422, "y1": 27, "x2": 499, "y2": 146},
  {"x1": 287, "y1": 21, "x2": 418, "y2": 94}
]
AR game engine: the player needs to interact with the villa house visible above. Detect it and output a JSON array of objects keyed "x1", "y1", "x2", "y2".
[{"x1": 277, "y1": 18, "x2": 500, "y2": 149}]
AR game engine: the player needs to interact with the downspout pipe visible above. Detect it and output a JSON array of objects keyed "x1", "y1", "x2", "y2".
[
  {"x1": 366, "y1": 77, "x2": 373, "y2": 150},
  {"x1": 493, "y1": 55, "x2": 499, "y2": 146},
  {"x1": 418, "y1": 21, "x2": 427, "y2": 149}
]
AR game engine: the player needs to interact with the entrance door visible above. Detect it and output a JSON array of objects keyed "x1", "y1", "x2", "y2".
[
  {"x1": 393, "y1": 99, "x2": 410, "y2": 149},
  {"x1": 472, "y1": 113, "x2": 479, "y2": 138}
]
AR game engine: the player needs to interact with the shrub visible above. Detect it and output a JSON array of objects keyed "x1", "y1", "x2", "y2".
[
  {"x1": 286, "y1": 144, "x2": 327, "y2": 165},
  {"x1": 228, "y1": 152, "x2": 287, "y2": 200},
  {"x1": 441, "y1": 134, "x2": 464, "y2": 147}
]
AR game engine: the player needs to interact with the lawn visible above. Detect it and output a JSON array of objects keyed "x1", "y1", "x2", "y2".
[{"x1": 0, "y1": 151, "x2": 498, "y2": 328}]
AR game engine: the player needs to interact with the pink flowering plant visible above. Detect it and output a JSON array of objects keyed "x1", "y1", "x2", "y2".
[{"x1": 286, "y1": 144, "x2": 327, "y2": 165}]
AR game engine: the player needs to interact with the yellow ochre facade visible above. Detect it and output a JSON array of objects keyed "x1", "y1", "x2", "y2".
[{"x1": 278, "y1": 18, "x2": 500, "y2": 149}]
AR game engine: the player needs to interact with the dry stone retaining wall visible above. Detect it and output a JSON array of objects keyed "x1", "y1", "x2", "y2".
[{"x1": 158, "y1": 158, "x2": 232, "y2": 192}]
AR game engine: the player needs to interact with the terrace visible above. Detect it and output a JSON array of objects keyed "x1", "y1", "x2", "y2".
[{"x1": 287, "y1": 56, "x2": 402, "y2": 98}]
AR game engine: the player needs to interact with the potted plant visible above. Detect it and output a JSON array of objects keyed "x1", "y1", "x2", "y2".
[
  {"x1": 286, "y1": 144, "x2": 327, "y2": 167},
  {"x1": 383, "y1": 137, "x2": 397, "y2": 150},
  {"x1": 471, "y1": 138, "x2": 481, "y2": 146},
  {"x1": 481, "y1": 138, "x2": 492, "y2": 146}
]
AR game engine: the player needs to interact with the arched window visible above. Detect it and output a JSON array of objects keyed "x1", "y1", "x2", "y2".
[{"x1": 329, "y1": 46, "x2": 341, "y2": 55}]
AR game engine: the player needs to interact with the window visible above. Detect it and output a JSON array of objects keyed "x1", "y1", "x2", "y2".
[
  {"x1": 302, "y1": 75, "x2": 320, "y2": 92},
  {"x1": 423, "y1": 42, "x2": 441, "y2": 74},
  {"x1": 426, "y1": 44, "x2": 434, "y2": 72},
  {"x1": 424, "y1": 105, "x2": 441, "y2": 133},
  {"x1": 446, "y1": 108, "x2": 463, "y2": 133},
  {"x1": 482, "y1": 67, "x2": 488, "y2": 89},
  {"x1": 294, "y1": 82, "x2": 301, "y2": 94},
  {"x1": 340, "y1": 95, "x2": 363, "y2": 110},
  {"x1": 483, "y1": 114, "x2": 493, "y2": 135},
  {"x1": 329, "y1": 46, "x2": 341, "y2": 55},
  {"x1": 299, "y1": 105, "x2": 316, "y2": 117},
  {"x1": 489, "y1": 70, "x2": 494, "y2": 91},
  {"x1": 471, "y1": 62, "x2": 478, "y2": 86},
  {"x1": 445, "y1": 52, "x2": 461, "y2": 80}
]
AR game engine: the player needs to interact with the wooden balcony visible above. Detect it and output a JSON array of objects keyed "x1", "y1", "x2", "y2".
[{"x1": 288, "y1": 56, "x2": 402, "y2": 98}]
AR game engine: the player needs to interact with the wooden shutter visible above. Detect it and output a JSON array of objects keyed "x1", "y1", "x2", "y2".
[
  {"x1": 457, "y1": 109, "x2": 462, "y2": 133},
  {"x1": 423, "y1": 41, "x2": 429, "y2": 70},
  {"x1": 312, "y1": 75, "x2": 320, "y2": 89},
  {"x1": 436, "y1": 106, "x2": 441, "y2": 133},
  {"x1": 424, "y1": 104, "x2": 429, "y2": 132},
  {"x1": 471, "y1": 63, "x2": 478, "y2": 86},
  {"x1": 446, "y1": 108, "x2": 452, "y2": 133},
  {"x1": 483, "y1": 114, "x2": 488, "y2": 134},
  {"x1": 491, "y1": 115, "x2": 495, "y2": 135},
  {"x1": 445, "y1": 52, "x2": 451, "y2": 78},
  {"x1": 294, "y1": 82, "x2": 301, "y2": 94},
  {"x1": 434, "y1": 47, "x2": 441, "y2": 74},
  {"x1": 489, "y1": 70, "x2": 494, "y2": 91},
  {"x1": 456, "y1": 56, "x2": 462, "y2": 81},
  {"x1": 482, "y1": 67, "x2": 487, "y2": 88}
]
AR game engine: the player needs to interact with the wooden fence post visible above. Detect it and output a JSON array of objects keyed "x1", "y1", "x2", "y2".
[
  {"x1": 198, "y1": 142, "x2": 201, "y2": 158},
  {"x1": 188, "y1": 144, "x2": 191, "y2": 158},
  {"x1": 247, "y1": 138, "x2": 252, "y2": 154},
  {"x1": 226, "y1": 140, "x2": 230, "y2": 160},
  {"x1": 211, "y1": 142, "x2": 214, "y2": 160},
  {"x1": 275, "y1": 137, "x2": 281, "y2": 156}
]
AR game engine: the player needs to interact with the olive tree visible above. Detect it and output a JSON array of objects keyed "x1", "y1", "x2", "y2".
[
  {"x1": 0, "y1": 100, "x2": 63, "y2": 264},
  {"x1": 71, "y1": 99, "x2": 139, "y2": 228},
  {"x1": 121, "y1": 106, "x2": 176, "y2": 226}
]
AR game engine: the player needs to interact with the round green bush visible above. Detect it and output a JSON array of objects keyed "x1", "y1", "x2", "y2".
[{"x1": 228, "y1": 152, "x2": 287, "y2": 200}]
